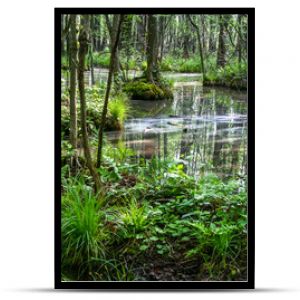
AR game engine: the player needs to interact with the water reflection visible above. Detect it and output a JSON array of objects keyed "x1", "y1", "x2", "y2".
[
  {"x1": 62, "y1": 68, "x2": 247, "y2": 179},
  {"x1": 107, "y1": 82, "x2": 247, "y2": 179}
]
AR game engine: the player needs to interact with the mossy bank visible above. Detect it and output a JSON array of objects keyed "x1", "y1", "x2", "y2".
[{"x1": 123, "y1": 77, "x2": 173, "y2": 100}]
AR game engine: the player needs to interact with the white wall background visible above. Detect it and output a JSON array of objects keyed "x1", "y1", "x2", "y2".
[{"x1": 0, "y1": 0, "x2": 299, "y2": 299}]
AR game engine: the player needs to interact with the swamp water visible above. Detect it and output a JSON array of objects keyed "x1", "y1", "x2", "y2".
[{"x1": 64, "y1": 69, "x2": 248, "y2": 179}]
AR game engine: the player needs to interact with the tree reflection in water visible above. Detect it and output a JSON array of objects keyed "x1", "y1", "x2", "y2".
[{"x1": 106, "y1": 78, "x2": 247, "y2": 180}]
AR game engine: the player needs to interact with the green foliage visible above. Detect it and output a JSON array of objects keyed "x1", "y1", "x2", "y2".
[
  {"x1": 141, "y1": 61, "x2": 147, "y2": 71},
  {"x1": 204, "y1": 61, "x2": 247, "y2": 90},
  {"x1": 60, "y1": 87, "x2": 130, "y2": 135},
  {"x1": 61, "y1": 182, "x2": 108, "y2": 277},
  {"x1": 160, "y1": 56, "x2": 202, "y2": 73},
  {"x1": 61, "y1": 156, "x2": 247, "y2": 281},
  {"x1": 106, "y1": 93, "x2": 129, "y2": 130},
  {"x1": 117, "y1": 200, "x2": 149, "y2": 238},
  {"x1": 61, "y1": 55, "x2": 68, "y2": 69},
  {"x1": 160, "y1": 55, "x2": 247, "y2": 90},
  {"x1": 92, "y1": 51, "x2": 110, "y2": 68},
  {"x1": 85, "y1": 88, "x2": 130, "y2": 132}
]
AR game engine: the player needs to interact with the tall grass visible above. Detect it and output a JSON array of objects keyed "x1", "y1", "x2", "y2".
[
  {"x1": 61, "y1": 181, "x2": 108, "y2": 278},
  {"x1": 106, "y1": 94, "x2": 130, "y2": 130}
]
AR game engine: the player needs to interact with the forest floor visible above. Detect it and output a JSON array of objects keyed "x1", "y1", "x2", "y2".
[{"x1": 61, "y1": 158, "x2": 248, "y2": 281}]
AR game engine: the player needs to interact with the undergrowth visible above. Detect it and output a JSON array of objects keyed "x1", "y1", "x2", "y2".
[{"x1": 61, "y1": 155, "x2": 247, "y2": 281}]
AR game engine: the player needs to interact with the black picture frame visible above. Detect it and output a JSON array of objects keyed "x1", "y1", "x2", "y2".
[{"x1": 55, "y1": 7, "x2": 255, "y2": 290}]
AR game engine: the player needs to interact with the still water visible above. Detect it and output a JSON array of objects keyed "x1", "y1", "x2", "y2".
[
  {"x1": 63, "y1": 68, "x2": 248, "y2": 179},
  {"x1": 107, "y1": 75, "x2": 247, "y2": 179}
]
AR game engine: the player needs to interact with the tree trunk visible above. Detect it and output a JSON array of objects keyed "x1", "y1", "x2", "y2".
[
  {"x1": 146, "y1": 14, "x2": 158, "y2": 82},
  {"x1": 158, "y1": 16, "x2": 165, "y2": 62},
  {"x1": 96, "y1": 15, "x2": 124, "y2": 168},
  {"x1": 61, "y1": 15, "x2": 65, "y2": 55},
  {"x1": 78, "y1": 15, "x2": 101, "y2": 192},
  {"x1": 208, "y1": 17, "x2": 214, "y2": 52},
  {"x1": 135, "y1": 15, "x2": 144, "y2": 53},
  {"x1": 69, "y1": 15, "x2": 78, "y2": 152},
  {"x1": 217, "y1": 15, "x2": 226, "y2": 67},
  {"x1": 237, "y1": 14, "x2": 242, "y2": 65},
  {"x1": 89, "y1": 16, "x2": 95, "y2": 85},
  {"x1": 188, "y1": 15, "x2": 205, "y2": 76},
  {"x1": 143, "y1": 15, "x2": 148, "y2": 61},
  {"x1": 201, "y1": 15, "x2": 206, "y2": 56},
  {"x1": 61, "y1": 15, "x2": 71, "y2": 55},
  {"x1": 105, "y1": 15, "x2": 121, "y2": 88},
  {"x1": 183, "y1": 15, "x2": 190, "y2": 58}
]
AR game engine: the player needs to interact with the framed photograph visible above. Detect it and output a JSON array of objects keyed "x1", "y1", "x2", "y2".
[{"x1": 55, "y1": 7, "x2": 254, "y2": 289}]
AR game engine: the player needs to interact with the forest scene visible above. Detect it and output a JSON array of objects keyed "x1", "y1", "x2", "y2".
[{"x1": 60, "y1": 13, "x2": 248, "y2": 282}]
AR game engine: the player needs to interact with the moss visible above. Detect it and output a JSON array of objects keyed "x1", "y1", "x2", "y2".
[{"x1": 123, "y1": 78, "x2": 173, "y2": 100}]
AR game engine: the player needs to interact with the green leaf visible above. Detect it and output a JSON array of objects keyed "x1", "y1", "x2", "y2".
[{"x1": 139, "y1": 245, "x2": 149, "y2": 251}]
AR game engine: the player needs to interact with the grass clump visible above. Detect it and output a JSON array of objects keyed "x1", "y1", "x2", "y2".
[
  {"x1": 61, "y1": 181, "x2": 108, "y2": 278},
  {"x1": 106, "y1": 94, "x2": 129, "y2": 131}
]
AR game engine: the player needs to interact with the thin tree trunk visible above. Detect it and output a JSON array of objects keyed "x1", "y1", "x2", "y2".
[
  {"x1": 96, "y1": 15, "x2": 124, "y2": 168},
  {"x1": 143, "y1": 15, "x2": 148, "y2": 61},
  {"x1": 78, "y1": 15, "x2": 101, "y2": 192},
  {"x1": 188, "y1": 15, "x2": 205, "y2": 76},
  {"x1": 208, "y1": 17, "x2": 215, "y2": 52},
  {"x1": 61, "y1": 15, "x2": 71, "y2": 55},
  {"x1": 201, "y1": 15, "x2": 206, "y2": 56},
  {"x1": 69, "y1": 15, "x2": 77, "y2": 151},
  {"x1": 89, "y1": 16, "x2": 95, "y2": 85},
  {"x1": 217, "y1": 15, "x2": 226, "y2": 67},
  {"x1": 105, "y1": 15, "x2": 121, "y2": 88},
  {"x1": 183, "y1": 15, "x2": 190, "y2": 58},
  {"x1": 158, "y1": 16, "x2": 166, "y2": 62},
  {"x1": 237, "y1": 14, "x2": 242, "y2": 65},
  {"x1": 146, "y1": 14, "x2": 157, "y2": 82}
]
